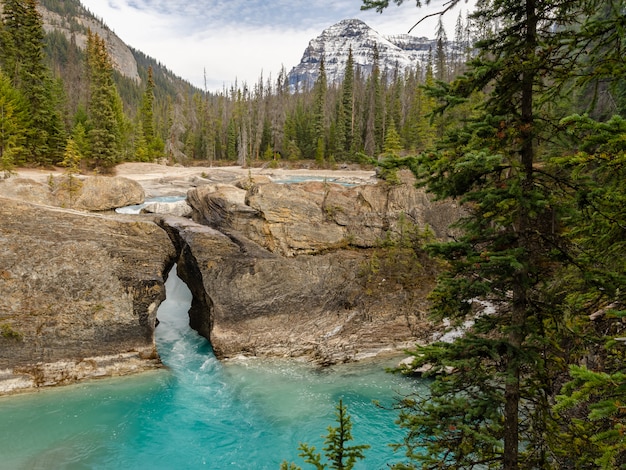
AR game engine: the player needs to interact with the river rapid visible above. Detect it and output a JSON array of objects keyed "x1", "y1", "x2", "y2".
[{"x1": 0, "y1": 267, "x2": 424, "y2": 469}]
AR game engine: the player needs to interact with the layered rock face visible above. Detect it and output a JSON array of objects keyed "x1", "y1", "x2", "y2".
[
  {"x1": 175, "y1": 170, "x2": 462, "y2": 364},
  {"x1": 160, "y1": 216, "x2": 429, "y2": 365},
  {"x1": 37, "y1": 4, "x2": 140, "y2": 81},
  {"x1": 0, "y1": 198, "x2": 176, "y2": 393},
  {"x1": 187, "y1": 170, "x2": 461, "y2": 256}
]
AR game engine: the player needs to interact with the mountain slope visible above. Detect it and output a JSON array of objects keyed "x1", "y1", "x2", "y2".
[
  {"x1": 35, "y1": 0, "x2": 139, "y2": 81},
  {"x1": 34, "y1": 0, "x2": 200, "y2": 99},
  {"x1": 287, "y1": 19, "x2": 438, "y2": 90}
]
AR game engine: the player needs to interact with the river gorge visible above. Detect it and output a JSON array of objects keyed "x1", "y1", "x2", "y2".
[
  {"x1": 0, "y1": 266, "x2": 425, "y2": 468},
  {"x1": 0, "y1": 163, "x2": 462, "y2": 467}
]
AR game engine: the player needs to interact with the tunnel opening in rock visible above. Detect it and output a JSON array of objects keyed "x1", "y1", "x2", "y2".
[
  {"x1": 155, "y1": 263, "x2": 214, "y2": 362},
  {"x1": 156, "y1": 219, "x2": 215, "y2": 347}
]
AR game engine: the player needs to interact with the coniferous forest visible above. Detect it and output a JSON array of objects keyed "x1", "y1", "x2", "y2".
[
  {"x1": 1, "y1": 0, "x2": 625, "y2": 468},
  {"x1": 0, "y1": 0, "x2": 479, "y2": 173}
]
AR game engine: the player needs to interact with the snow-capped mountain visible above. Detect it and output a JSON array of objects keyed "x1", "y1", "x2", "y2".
[{"x1": 287, "y1": 19, "x2": 437, "y2": 90}]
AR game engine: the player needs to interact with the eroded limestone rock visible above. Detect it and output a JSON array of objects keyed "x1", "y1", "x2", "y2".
[
  {"x1": 187, "y1": 169, "x2": 463, "y2": 257},
  {"x1": 160, "y1": 216, "x2": 436, "y2": 366},
  {"x1": 0, "y1": 167, "x2": 456, "y2": 392},
  {"x1": 0, "y1": 198, "x2": 176, "y2": 394},
  {"x1": 141, "y1": 199, "x2": 193, "y2": 217}
]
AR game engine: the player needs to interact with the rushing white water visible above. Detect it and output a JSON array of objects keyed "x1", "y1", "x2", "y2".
[
  {"x1": 115, "y1": 196, "x2": 186, "y2": 214},
  {"x1": 0, "y1": 266, "x2": 424, "y2": 469}
]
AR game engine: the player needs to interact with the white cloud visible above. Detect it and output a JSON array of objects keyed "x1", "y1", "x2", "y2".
[{"x1": 80, "y1": 0, "x2": 475, "y2": 91}]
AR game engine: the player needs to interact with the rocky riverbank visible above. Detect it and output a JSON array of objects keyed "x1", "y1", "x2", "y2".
[
  {"x1": 0, "y1": 197, "x2": 176, "y2": 394},
  {"x1": 0, "y1": 163, "x2": 461, "y2": 394}
]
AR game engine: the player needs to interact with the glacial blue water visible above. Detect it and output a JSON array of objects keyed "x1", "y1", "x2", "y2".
[{"x1": 0, "y1": 268, "x2": 424, "y2": 469}]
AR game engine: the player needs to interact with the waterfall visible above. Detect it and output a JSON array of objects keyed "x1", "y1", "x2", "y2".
[{"x1": 155, "y1": 265, "x2": 194, "y2": 345}]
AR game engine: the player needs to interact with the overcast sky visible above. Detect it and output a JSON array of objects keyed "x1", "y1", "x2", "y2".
[{"x1": 80, "y1": 0, "x2": 475, "y2": 92}]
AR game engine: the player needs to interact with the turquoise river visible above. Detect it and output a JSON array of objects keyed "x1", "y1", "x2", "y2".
[{"x1": 0, "y1": 267, "x2": 425, "y2": 469}]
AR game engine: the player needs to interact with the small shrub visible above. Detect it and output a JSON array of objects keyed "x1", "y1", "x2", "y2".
[
  {"x1": 281, "y1": 399, "x2": 370, "y2": 470},
  {"x1": 1, "y1": 323, "x2": 24, "y2": 341}
]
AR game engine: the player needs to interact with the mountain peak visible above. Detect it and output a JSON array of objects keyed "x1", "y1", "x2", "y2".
[{"x1": 287, "y1": 19, "x2": 436, "y2": 90}]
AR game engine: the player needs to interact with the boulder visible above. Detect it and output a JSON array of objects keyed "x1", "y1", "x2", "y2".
[
  {"x1": 68, "y1": 175, "x2": 145, "y2": 211},
  {"x1": 187, "y1": 183, "x2": 259, "y2": 230},
  {"x1": 141, "y1": 199, "x2": 193, "y2": 217},
  {"x1": 0, "y1": 174, "x2": 145, "y2": 211},
  {"x1": 234, "y1": 174, "x2": 272, "y2": 190},
  {"x1": 0, "y1": 197, "x2": 176, "y2": 394}
]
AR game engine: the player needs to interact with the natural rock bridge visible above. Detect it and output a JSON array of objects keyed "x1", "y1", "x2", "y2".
[{"x1": 0, "y1": 170, "x2": 462, "y2": 394}]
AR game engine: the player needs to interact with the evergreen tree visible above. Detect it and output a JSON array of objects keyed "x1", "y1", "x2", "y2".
[
  {"x1": 70, "y1": 120, "x2": 88, "y2": 158},
  {"x1": 59, "y1": 136, "x2": 83, "y2": 205},
  {"x1": 363, "y1": 0, "x2": 624, "y2": 468},
  {"x1": 340, "y1": 46, "x2": 355, "y2": 158},
  {"x1": 61, "y1": 137, "x2": 82, "y2": 173},
  {"x1": 1, "y1": 0, "x2": 65, "y2": 164},
  {"x1": 85, "y1": 29, "x2": 121, "y2": 169},
  {"x1": 313, "y1": 56, "x2": 327, "y2": 164},
  {"x1": 434, "y1": 19, "x2": 448, "y2": 82},
  {"x1": 139, "y1": 66, "x2": 163, "y2": 160},
  {"x1": 548, "y1": 112, "x2": 626, "y2": 468},
  {"x1": 0, "y1": 70, "x2": 28, "y2": 174},
  {"x1": 555, "y1": 365, "x2": 626, "y2": 469},
  {"x1": 226, "y1": 117, "x2": 237, "y2": 160},
  {"x1": 382, "y1": 118, "x2": 402, "y2": 157},
  {"x1": 140, "y1": 66, "x2": 156, "y2": 145},
  {"x1": 133, "y1": 121, "x2": 149, "y2": 162},
  {"x1": 281, "y1": 400, "x2": 370, "y2": 470}
]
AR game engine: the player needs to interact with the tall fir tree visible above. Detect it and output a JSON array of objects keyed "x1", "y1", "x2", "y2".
[
  {"x1": 0, "y1": 70, "x2": 28, "y2": 173},
  {"x1": 0, "y1": 0, "x2": 65, "y2": 164},
  {"x1": 434, "y1": 19, "x2": 448, "y2": 82},
  {"x1": 85, "y1": 29, "x2": 121, "y2": 169},
  {"x1": 340, "y1": 46, "x2": 356, "y2": 158},
  {"x1": 139, "y1": 65, "x2": 159, "y2": 160},
  {"x1": 313, "y1": 56, "x2": 327, "y2": 165},
  {"x1": 382, "y1": 118, "x2": 402, "y2": 157},
  {"x1": 138, "y1": 67, "x2": 163, "y2": 161}
]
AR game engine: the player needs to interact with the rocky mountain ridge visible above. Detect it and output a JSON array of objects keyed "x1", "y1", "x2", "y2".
[
  {"x1": 14, "y1": 2, "x2": 444, "y2": 94},
  {"x1": 0, "y1": 0, "x2": 141, "y2": 82},
  {"x1": 37, "y1": 1, "x2": 140, "y2": 81},
  {"x1": 0, "y1": 0, "x2": 201, "y2": 101},
  {"x1": 288, "y1": 18, "x2": 446, "y2": 90}
]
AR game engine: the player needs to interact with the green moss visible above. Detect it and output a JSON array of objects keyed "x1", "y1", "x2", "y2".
[{"x1": 1, "y1": 323, "x2": 24, "y2": 341}]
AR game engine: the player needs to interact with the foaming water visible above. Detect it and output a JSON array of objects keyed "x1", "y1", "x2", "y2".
[
  {"x1": 115, "y1": 196, "x2": 186, "y2": 214},
  {"x1": 0, "y1": 267, "x2": 423, "y2": 469}
]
